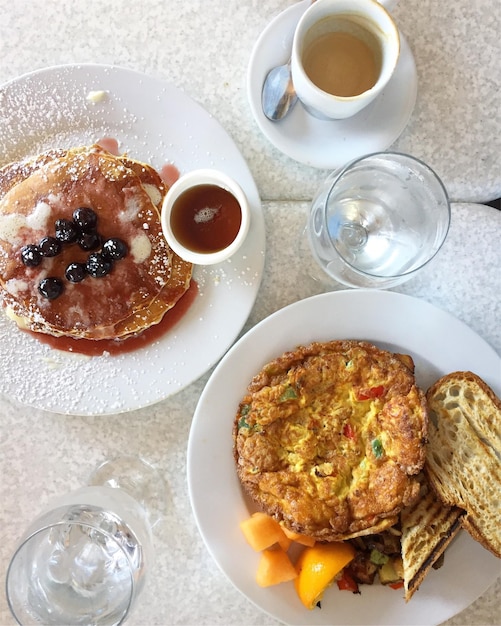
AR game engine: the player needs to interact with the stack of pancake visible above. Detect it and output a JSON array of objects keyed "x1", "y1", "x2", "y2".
[{"x1": 0, "y1": 145, "x2": 192, "y2": 341}]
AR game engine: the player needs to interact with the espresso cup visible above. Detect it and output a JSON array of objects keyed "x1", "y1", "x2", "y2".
[{"x1": 291, "y1": 0, "x2": 400, "y2": 119}]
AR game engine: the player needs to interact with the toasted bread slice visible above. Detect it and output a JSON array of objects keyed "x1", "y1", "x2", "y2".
[
  {"x1": 424, "y1": 371, "x2": 501, "y2": 558},
  {"x1": 400, "y1": 474, "x2": 465, "y2": 601}
]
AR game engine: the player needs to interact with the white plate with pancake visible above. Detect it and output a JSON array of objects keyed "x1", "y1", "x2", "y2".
[
  {"x1": 0, "y1": 64, "x2": 265, "y2": 415},
  {"x1": 247, "y1": 1, "x2": 418, "y2": 169},
  {"x1": 188, "y1": 289, "x2": 500, "y2": 626}
]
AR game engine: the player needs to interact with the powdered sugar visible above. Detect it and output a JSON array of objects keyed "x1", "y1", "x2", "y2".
[
  {"x1": 0, "y1": 65, "x2": 264, "y2": 415},
  {"x1": 0, "y1": 68, "x2": 136, "y2": 166},
  {"x1": 26, "y1": 200, "x2": 52, "y2": 230},
  {"x1": 0, "y1": 213, "x2": 26, "y2": 242},
  {"x1": 194, "y1": 206, "x2": 220, "y2": 223}
]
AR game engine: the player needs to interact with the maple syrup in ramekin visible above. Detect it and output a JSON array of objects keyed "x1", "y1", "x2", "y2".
[
  {"x1": 161, "y1": 169, "x2": 250, "y2": 266},
  {"x1": 170, "y1": 184, "x2": 242, "y2": 254}
]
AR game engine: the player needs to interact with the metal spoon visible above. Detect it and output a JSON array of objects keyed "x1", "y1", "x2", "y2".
[
  {"x1": 261, "y1": 59, "x2": 298, "y2": 121},
  {"x1": 261, "y1": 0, "x2": 314, "y2": 121}
]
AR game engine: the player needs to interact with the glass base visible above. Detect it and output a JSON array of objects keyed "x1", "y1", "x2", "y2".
[
  {"x1": 297, "y1": 224, "x2": 346, "y2": 291},
  {"x1": 88, "y1": 456, "x2": 167, "y2": 530}
]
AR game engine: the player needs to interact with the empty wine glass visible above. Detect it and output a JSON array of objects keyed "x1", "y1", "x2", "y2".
[
  {"x1": 304, "y1": 152, "x2": 451, "y2": 289},
  {"x1": 5, "y1": 456, "x2": 165, "y2": 626}
]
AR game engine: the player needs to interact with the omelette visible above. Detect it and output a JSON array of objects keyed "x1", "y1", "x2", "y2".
[{"x1": 233, "y1": 340, "x2": 428, "y2": 541}]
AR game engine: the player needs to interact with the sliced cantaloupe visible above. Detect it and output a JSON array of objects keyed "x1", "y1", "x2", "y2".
[
  {"x1": 240, "y1": 512, "x2": 290, "y2": 552},
  {"x1": 255, "y1": 548, "x2": 298, "y2": 587},
  {"x1": 276, "y1": 533, "x2": 292, "y2": 551},
  {"x1": 281, "y1": 526, "x2": 316, "y2": 547}
]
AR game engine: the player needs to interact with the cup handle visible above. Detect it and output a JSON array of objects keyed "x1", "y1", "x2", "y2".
[{"x1": 376, "y1": 0, "x2": 399, "y2": 11}]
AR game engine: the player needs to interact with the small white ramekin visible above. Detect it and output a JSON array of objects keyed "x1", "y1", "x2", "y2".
[{"x1": 160, "y1": 169, "x2": 251, "y2": 265}]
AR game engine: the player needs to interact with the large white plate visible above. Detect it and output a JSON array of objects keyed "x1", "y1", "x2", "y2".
[
  {"x1": 0, "y1": 64, "x2": 265, "y2": 415},
  {"x1": 247, "y1": 1, "x2": 418, "y2": 169},
  {"x1": 188, "y1": 290, "x2": 501, "y2": 626}
]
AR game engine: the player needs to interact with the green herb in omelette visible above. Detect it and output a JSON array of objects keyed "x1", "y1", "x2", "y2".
[
  {"x1": 279, "y1": 386, "x2": 298, "y2": 402},
  {"x1": 371, "y1": 438, "x2": 384, "y2": 459}
]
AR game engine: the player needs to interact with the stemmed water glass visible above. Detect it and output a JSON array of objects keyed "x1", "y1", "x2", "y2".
[
  {"x1": 5, "y1": 456, "x2": 166, "y2": 626},
  {"x1": 301, "y1": 152, "x2": 451, "y2": 289}
]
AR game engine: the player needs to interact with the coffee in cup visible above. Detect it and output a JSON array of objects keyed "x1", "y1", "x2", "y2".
[
  {"x1": 291, "y1": 0, "x2": 400, "y2": 120},
  {"x1": 302, "y1": 18, "x2": 381, "y2": 97}
]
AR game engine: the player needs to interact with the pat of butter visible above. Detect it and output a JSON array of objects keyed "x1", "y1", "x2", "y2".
[
  {"x1": 143, "y1": 183, "x2": 162, "y2": 209},
  {"x1": 5, "y1": 306, "x2": 29, "y2": 329},
  {"x1": 86, "y1": 90, "x2": 108, "y2": 104},
  {"x1": 130, "y1": 232, "x2": 152, "y2": 264}
]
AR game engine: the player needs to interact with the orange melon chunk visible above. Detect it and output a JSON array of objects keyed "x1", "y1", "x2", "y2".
[
  {"x1": 281, "y1": 526, "x2": 316, "y2": 547},
  {"x1": 240, "y1": 512, "x2": 289, "y2": 552},
  {"x1": 256, "y1": 548, "x2": 298, "y2": 587}
]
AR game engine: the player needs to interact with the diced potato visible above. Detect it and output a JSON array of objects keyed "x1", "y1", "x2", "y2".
[
  {"x1": 255, "y1": 548, "x2": 298, "y2": 587},
  {"x1": 379, "y1": 556, "x2": 404, "y2": 585},
  {"x1": 393, "y1": 555, "x2": 404, "y2": 579},
  {"x1": 240, "y1": 512, "x2": 289, "y2": 552}
]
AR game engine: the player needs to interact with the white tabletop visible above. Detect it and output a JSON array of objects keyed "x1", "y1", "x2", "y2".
[
  {"x1": 1, "y1": 1, "x2": 500, "y2": 625},
  {"x1": 0, "y1": 0, "x2": 500, "y2": 203},
  {"x1": 1, "y1": 202, "x2": 500, "y2": 626}
]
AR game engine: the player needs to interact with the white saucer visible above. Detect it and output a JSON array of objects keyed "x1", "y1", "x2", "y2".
[{"x1": 247, "y1": 1, "x2": 418, "y2": 169}]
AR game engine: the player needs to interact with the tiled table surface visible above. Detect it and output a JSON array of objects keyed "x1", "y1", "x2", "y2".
[
  {"x1": 0, "y1": 0, "x2": 500, "y2": 203},
  {"x1": 1, "y1": 203, "x2": 500, "y2": 626},
  {"x1": 0, "y1": 1, "x2": 500, "y2": 625}
]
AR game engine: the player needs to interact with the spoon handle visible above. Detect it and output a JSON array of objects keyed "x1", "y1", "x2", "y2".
[{"x1": 377, "y1": 0, "x2": 399, "y2": 11}]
